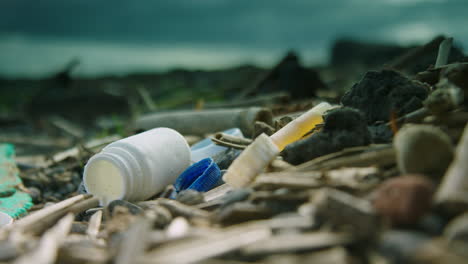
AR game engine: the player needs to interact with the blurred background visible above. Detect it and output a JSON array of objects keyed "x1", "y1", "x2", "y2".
[
  {"x1": 0, "y1": 0, "x2": 467, "y2": 156},
  {"x1": 1, "y1": 0, "x2": 467, "y2": 77}
]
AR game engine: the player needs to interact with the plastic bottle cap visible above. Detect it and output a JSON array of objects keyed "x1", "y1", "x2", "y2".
[{"x1": 173, "y1": 158, "x2": 222, "y2": 194}]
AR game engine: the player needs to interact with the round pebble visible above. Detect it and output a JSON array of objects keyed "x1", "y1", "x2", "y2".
[
  {"x1": 176, "y1": 190, "x2": 204, "y2": 205},
  {"x1": 107, "y1": 200, "x2": 144, "y2": 216},
  {"x1": 372, "y1": 175, "x2": 435, "y2": 226},
  {"x1": 394, "y1": 124, "x2": 454, "y2": 178}
]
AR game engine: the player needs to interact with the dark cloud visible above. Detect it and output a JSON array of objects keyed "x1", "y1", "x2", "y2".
[
  {"x1": 0, "y1": 0, "x2": 467, "y2": 77},
  {"x1": 1, "y1": 0, "x2": 467, "y2": 48}
]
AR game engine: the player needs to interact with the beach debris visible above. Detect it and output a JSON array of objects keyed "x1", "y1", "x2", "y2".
[
  {"x1": 135, "y1": 107, "x2": 273, "y2": 137},
  {"x1": 387, "y1": 35, "x2": 465, "y2": 74},
  {"x1": 223, "y1": 102, "x2": 333, "y2": 188},
  {"x1": 0, "y1": 144, "x2": 33, "y2": 218},
  {"x1": 83, "y1": 128, "x2": 191, "y2": 203},
  {"x1": 282, "y1": 107, "x2": 371, "y2": 165},
  {"x1": 14, "y1": 213, "x2": 74, "y2": 264},
  {"x1": 190, "y1": 128, "x2": 245, "y2": 163},
  {"x1": 2, "y1": 33, "x2": 468, "y2": 264},
  {"x1": 172, "y1": 158, "x2": 222, "y2": 195}
]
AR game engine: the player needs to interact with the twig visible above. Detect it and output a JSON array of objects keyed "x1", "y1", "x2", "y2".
[
  {"x1": 14, "y1": 213, "x2": 74, "y2": 264},
  {"x1": 86, "y1": 210, "x2": 102, "y2": 240},
  {"x1": 435, "y1": 37, "x2": 453, "y2": 68},
  {"x1": 12, "y1": 195, "x2": 98, "y2": 235}
]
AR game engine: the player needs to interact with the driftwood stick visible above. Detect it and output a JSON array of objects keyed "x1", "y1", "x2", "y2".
[
  {"x1": 294, "y1": 145, "x2": 395, "y2": 171},
  {"x1": 13, "y1": 195, "x2": 98, "y2": 235},
  {"x1": 115, "y1": 217, "x2": 153, "y2": 264},
  {"x1": 14, "y1": 213, "x2": 74, "y2": 264},
  {"x1": 86, "y1": 210, "x2": 102, "y2": 240},
  {"x1": 140, "y1": 225, "x2": 271, "y2": 264},
  {"x1": 435, "y1": 37, "x2": 453, "y2": 68}
]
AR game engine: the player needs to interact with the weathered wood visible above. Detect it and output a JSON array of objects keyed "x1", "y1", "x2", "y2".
[{"x1": 14, "y1": 213, "x2": 74, "y2": 264}]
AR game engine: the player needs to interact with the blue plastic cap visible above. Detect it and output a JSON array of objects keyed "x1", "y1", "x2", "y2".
[{"x1": 173, "y1": 158, "x2": 221, "y2": 193}]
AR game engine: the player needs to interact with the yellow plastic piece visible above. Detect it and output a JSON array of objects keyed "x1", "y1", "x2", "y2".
[
  {"x1": 270, "y1": 102, "x2": 333, "y2": 151},
  {"x1": 223, "y1": 102, "x2": 334, "y2": 188}
]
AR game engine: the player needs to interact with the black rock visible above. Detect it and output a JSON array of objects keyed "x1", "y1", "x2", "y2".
[
  {"x1": 252, "y1": 51, "x2": 327, "y2": 99},
  {"x1": 341, "y1": 70, "x2": 428, "y2": 124},
  {"x1": 368, "y1": 124, "x2": 394, "y2": 144},
  {"x1": 282, "y1": 107, "x2": 371, "y2": 165}
]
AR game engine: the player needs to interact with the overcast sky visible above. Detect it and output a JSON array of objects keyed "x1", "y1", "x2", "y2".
[{"x1": 0, "y1": 0, "x2": 467, "y2": 77}]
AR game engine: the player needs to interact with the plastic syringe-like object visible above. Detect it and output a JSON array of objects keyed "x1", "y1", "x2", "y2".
[{"x1": 223, "y1": 102, "x2": 333, "y2": 187}]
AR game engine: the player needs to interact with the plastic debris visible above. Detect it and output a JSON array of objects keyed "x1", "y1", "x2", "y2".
[
  {"x1": 0, "y1": 144, "x2": 33, "y2": 218},
  {"x1": 173, "y1": 158, "x2": 222, "y2": 195}
]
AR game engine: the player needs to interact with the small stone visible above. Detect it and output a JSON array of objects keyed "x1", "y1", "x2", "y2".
[
  {"x1": 107, "y1": 200, "x2": 144, "y2": 216},
  {"x1": 27, "y1": 186, "x2": 42, "y2": 203},
  {"x1": 394, "y1": 124, "x2": 454, "y2": 178},
  {"x1": 65, "y1": 183, "x2": 76, "y2": 193},
  {"x1": 176, "y1": 190, "x2": 204, "y2": 205},
  {"x1": 313, "y1": 188, "x2": 379, "y2": 238},
  {"x1": 372, "y1": 175, "x2": 435, "y2": 226}
]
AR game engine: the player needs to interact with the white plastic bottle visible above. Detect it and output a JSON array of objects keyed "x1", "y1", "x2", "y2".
[{"x1": 83, "y1": 128, "x2": 191, "y2": 204}]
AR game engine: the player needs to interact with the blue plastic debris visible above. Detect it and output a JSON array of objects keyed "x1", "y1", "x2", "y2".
[
  {"x1": 173, "y1": 158, "x2": 222, "y2": 194},
  {"x1": 190, "y1": 128, "x2": 243, "y2": 163}
]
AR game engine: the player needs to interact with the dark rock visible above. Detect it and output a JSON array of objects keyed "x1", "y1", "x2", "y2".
[
  {"x1": 282, "y1": 107, "x2": 371, "y2": 165},
  {"x1": 107, "y1": 200, "x2": 144, "y2": 216},
  {"x1": 368, "y1": 124, "x2": 394, "y2": 143},
  {"x1": 341, "y1": 70, "x2": 429, "y2": 124},
  {"x1": 253, "y1": 51, "x2": 327, "y2": 99}
]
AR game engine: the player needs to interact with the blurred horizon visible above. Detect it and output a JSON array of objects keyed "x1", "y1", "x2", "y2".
[{"x1": 1, "y1": 0, "x2": 467, "y2": 78}]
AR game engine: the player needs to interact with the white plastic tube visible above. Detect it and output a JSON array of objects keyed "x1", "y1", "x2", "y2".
[{"x1": 83, "y1": 128, "x2": 191, "y2": 203}]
